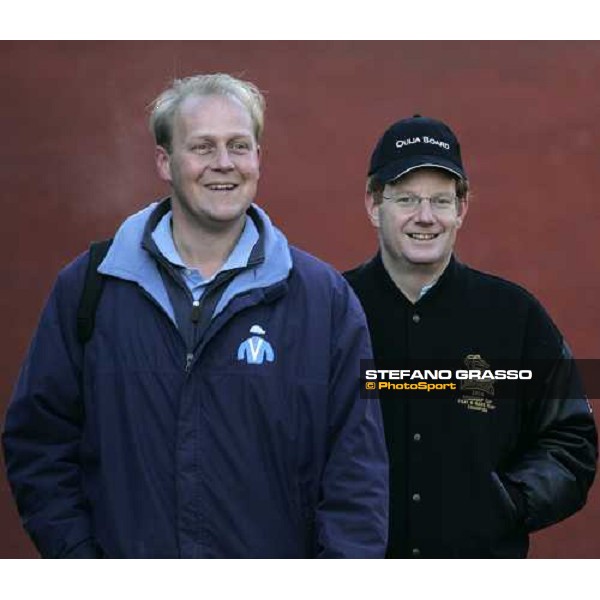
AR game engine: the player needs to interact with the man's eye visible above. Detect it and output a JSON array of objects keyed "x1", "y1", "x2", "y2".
[
  {"x1": 396, "y1": 196, "x2": 416, "y2": 205},
  {"x1": 191, "y1": 143, "x2": 212, "y2": 154},
  {"x1": 433, "y1": 197, "x2": 453, "y2": 207},
  {"x1": 231, "y1": 141, "x2": 250, "y2": 152}
]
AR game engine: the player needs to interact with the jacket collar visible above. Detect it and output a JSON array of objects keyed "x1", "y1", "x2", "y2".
[
  {"x1": 372, "y1": 252, "x2": 459, "y2": 306},
  {"x1": 98, "y1": 197, "x2": 292, "y2": 324}
]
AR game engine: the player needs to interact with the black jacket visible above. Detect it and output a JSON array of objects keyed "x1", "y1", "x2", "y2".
[{"x1": 345, "y1": 254, "x2": 597, "y2": 558}]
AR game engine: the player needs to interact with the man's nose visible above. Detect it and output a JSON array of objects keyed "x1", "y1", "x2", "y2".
[
  {"x1": 211, "y1": 145, "x2": 235, "y2": 170},
  {"x1": 413, "y1": 198, "x2": 436, "y2": 223}
]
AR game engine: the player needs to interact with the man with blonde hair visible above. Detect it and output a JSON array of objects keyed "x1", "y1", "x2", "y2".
[{"x1": 3, "y1": 74, "x2": 388, "y2": 558}]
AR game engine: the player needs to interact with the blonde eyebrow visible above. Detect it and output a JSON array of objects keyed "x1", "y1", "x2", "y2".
[{"x1": 186, "y1": 132, "x2": 254, "y2": 141}]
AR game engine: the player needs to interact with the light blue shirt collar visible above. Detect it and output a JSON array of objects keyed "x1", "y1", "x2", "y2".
[
  {"x1": 151, "y1": 210, "x2": 259, "y2": 294},
  {"x1": 418, "y1": 280, "x2": 437, "y2": 300}
]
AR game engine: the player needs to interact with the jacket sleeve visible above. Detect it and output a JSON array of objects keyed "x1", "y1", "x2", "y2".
[
  {"x1": 316, "y1": 279, "x2": 389, "y2": 558},
  {"x1": 2, "y1": 257, "x2": 102, "y2": 558},
  {"x1": 501, "y1": 302, "x2": 598, "y2": 533}
]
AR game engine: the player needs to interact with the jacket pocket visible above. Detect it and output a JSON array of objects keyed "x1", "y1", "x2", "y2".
[
  {"x1": 490, "y1": 471, "x2": 519, "y2": 527},
  {"x1": 486, "y1": 471, "x2": 528, "y2": 558}
]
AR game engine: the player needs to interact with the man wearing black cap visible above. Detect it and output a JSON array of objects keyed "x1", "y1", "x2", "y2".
[{"x1": 344, "y1": 115, "x2": 597, "y2": 558}]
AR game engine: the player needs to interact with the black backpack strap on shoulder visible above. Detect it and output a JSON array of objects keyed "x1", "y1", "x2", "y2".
[{"x1": 77, "y1": 239, "x2": 113, "y2": 345}]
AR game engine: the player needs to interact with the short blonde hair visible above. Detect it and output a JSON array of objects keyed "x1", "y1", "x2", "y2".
[{"x1": 149, "y1": 73, "x2": 266, "y2": 153}]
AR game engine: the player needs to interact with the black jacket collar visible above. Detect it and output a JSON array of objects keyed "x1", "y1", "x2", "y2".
[{"x1": 369, "y1": 252, "x2": 459, "y2": 307}]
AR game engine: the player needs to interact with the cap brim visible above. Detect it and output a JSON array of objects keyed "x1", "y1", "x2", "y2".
[{"x1": 374, "y1": 154, "x2": 466, "y2": 184}]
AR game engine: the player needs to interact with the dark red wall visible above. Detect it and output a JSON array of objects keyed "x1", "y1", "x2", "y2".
[{"x1": 2, "y1": 41, "x2": 599, "y2": 558}]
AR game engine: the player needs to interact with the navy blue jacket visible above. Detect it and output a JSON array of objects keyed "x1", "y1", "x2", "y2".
[{"x1": 3, "y1": 202, "x2": 388, "y2": 558}]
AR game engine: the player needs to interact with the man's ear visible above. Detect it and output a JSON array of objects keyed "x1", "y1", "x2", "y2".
[
  {"x1": 456, "y1": 196, "x2": 469, "y2": 228},
  {"x1": 365, "y1": 192, "x2": 381, "y2": 228},
  {"x1": 155, "y1": 146, "x2": 172, "y2": 183}
]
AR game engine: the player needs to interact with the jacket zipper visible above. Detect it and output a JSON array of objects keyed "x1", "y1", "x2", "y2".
[
  {"x1": 185, "y1": 352, "x2": 194, "y2": 373},
  {"x1": 185, "y1": 299, "x2": 202, "y2": 372}
]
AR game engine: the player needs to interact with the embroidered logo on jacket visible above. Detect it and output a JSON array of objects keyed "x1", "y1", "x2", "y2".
[
  {"x1": 457, "y1": 354, "x2": 497, "y2": 414},
  {"x1": 237, "y1": 325, "x2": 275, "y2": 365}
]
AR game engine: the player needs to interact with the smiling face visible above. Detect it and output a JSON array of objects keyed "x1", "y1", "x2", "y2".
[
  {"x1": 366, "y1": 168, "x2": 468, "y2": 274},
  {"x1": 155, "y1": 94, "x2": 260, "y2": 233}
]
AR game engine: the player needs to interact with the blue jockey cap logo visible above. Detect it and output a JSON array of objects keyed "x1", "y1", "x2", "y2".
[{"x1": 237, "y1": 324, "x2": 275, "y2": 365}]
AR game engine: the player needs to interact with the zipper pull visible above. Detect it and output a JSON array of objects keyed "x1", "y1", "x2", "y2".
[
  {"x1": 191, "y1": 299, "x2": 201, "y2": 323},
  {"x1": 185, "y1": 352, "x2": 194, "y2": 372}
]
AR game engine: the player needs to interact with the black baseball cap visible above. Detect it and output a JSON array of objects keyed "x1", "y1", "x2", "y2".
[{"x1": 368, "y1": 114, "x2": 466, "y2": 184}]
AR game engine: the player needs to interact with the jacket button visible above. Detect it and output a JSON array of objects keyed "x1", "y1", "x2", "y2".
[
  {"x1": 412, "y1": 548, "x2": 421, "y2": 557},
  {"x1": 412, "y1": 313, "x2": 420, "y2": 323},
  {"x1": 412, "y1": 493, "x2": 421, "y2": 502},
  {"x1": 413, "y1": 433, "x2": 421, "y2": 442}
]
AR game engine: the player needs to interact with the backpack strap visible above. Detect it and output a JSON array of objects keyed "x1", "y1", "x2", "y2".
[{"x1": 76, "y1": 239, "x2": 113, "y2": 344}]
